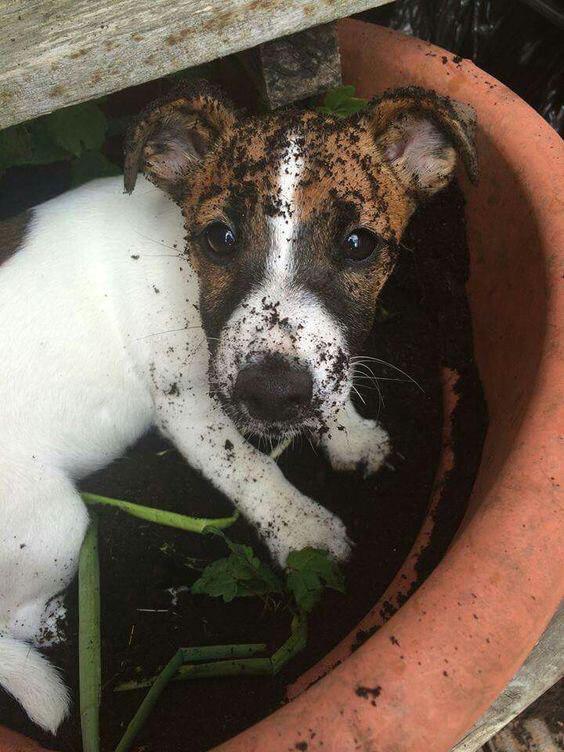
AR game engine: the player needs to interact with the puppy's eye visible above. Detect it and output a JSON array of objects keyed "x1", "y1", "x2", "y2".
[
  {"x1": 204, "y1": 222, "x2": 237, "y2": 257},
  {"x1": 341, "y1": 229, "x2": 381, "y2": 262}
]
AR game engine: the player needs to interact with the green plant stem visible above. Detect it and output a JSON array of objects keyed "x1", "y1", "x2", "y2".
[
  {"x1": 175, "y1": 657, "x2": 272, "y2": 681},
  {"x1": 180, "y1": 643, "x2": 267, "y2": 663},
  {"x1": 116, "y1": 615, "x2": 307, "y2": 695},
  {"x1": 117, "y1": 657, "x2": 273, "y2": 694},
  {"x1": 115, "y1": 643, "x2": 268, "y2": 691},
  {"x1": 270, "y1": 613, "x2": 307, "y2": 675},
  {"x1": 81, "y1": 492, "x2": 237, "y2": 534},
  {"x1": 79, "y1": 516, "x2": 101, "y2": 752},
  {"x1": 114, "y1": 650, "x2": 184, "y2": 752},
  {"x1": 113, "y1": 620, "x2": 308, "y2": 751}
]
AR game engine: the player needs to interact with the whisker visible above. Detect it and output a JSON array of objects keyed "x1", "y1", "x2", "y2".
[
  {"x1": 352, "y1": 383, "x2": 386, "y2": 391},
  {"x1": 134, "y1": 231, "x2": 181, "y2": 252},
  {"x1": 352, "y1": 362, "x2": 385, "y2": 413},
  {"x1": 131, "y1": 253, "x2": 183, "y2": 258},
  {"x1": 354, "y1": 375, "x2": 411, "y2": 384},
  {"x1": 355, "y1": 378, "x2": 385, "y2": 412},
  {"x1": 399, "y1": 241, "x2": 414, "y2": 254},
  {"x1": 351, "y1": 356, "x2": 425, "y2": 392},
  {"x1": 350, "y1": 384, "x2": 366, "y2": 405},
  {"x1": 136, "y1": 325, "x2": 202, "y2": 340}
]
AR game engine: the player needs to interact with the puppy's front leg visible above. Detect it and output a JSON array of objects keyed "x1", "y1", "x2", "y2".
[
  {"x1": 321, "y1": 399, "x2": 391, "y2": 478},
  {"x1": 155, "y1": 393, "x2": 350, "y2": 566}
]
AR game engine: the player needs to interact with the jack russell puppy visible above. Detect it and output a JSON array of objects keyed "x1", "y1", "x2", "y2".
[{"x1": 0, "y1": 83, "x2": 477, "y2": 735}]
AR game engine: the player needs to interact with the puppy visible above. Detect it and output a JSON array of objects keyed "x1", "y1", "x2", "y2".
[{"x1": 0, "y1": 83, "x2": 476, "y2": 734}]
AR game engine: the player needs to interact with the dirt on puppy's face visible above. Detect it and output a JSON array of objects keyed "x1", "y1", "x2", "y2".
[{"x1": 125, "y1": 82, "x2": 477, "y2": 438}]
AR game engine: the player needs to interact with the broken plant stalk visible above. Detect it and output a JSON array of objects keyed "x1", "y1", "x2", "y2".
[
  {"x1": 113, "y1": 649, "x2": 184, "y2": 752},
  {"x1": 113, "y1": 614, "x2": 307, "y2": 752},
  {"x1": 271, "y1": 614, "x2": 307, "y2": 674},
  {"x1": 115, "y1": 643, "x2": 269, "y2": 691},
  {"x1": 81, "y1": 492, "x2": 238, "y2": 533},
  {"x1": 80, "y1": 438, "x2": 300, "y2": 752},
  {"x1": 78, "y1": 494, "x2": 239, "y2": 752},
  {"x1": 79, "y1": 515, "x2": 101, "y2": 752}
]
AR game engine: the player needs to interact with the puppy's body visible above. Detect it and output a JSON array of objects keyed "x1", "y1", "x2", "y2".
[
  {"x1": 0, "y1": 175, "x2": 361, "y2": 731},
  {"x1": 0, "y1": 84, "x2": 477, "y2": 734},
  {"x1": 0, "y1": 177, "x2": 182, "y2": 731},
  {"x1": 0, "y1": 178, "x2": 180, "y2": 481}
]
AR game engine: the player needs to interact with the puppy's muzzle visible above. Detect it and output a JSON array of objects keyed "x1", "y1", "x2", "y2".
[{"x1": 233, "y1": 355, "x2": 313, "y2": 424}]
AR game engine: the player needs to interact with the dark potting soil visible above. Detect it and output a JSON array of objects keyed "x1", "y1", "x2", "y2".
[{"x1": 0, "y1": 181, "x2": 487, "y2": 752}]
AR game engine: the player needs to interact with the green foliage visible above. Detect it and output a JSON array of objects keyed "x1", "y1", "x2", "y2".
[
  {"x1": 0, "y1": 60, "x2": 219, "y2": 191},
  {"x1": 0, "y1": 127, "x2": 33, "y2": 170},
  {"x1": 286, "y1": 547, "x2": 346, "y2": 612},
  {"x1": 191, "y1": 537, "x2": 345, "y2": 614},
  {"x1": 0, "y1": 100, "x2": 122, "y2": 186},
  {"x1": 70, "y1": 151, "x2": 120, "y2": 187},
  {"x1": 45, "y1": 102, "x2": 107, "y2": 157},
  {"x1": 191, "y1": 535, "x2": 283, "y2": 602},
  {"x1": 317, "y1": 84, "x2": 368, "y2": 118}
]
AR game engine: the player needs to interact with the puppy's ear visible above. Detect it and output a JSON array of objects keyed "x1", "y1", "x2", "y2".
[
  {"x1": 124, "y1": 81, "x2": 236, "y2": 198},
  {"x1": 362, "y1": 86, "x2": 478, "y2": 197}
]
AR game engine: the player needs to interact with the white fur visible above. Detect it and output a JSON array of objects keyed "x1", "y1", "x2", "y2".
[
  {"x1": 0, "y1": 637, "x2": 70, "y2": 734},
  {"x1": 267, "y1": 134, "x2": 303, "y2": 281},
  {"x1": 0, "y1": 175, "x2": 374, "y2": 733},
  {"x1": 321, "y1": 399, "x2": 391, "y2": 477}
]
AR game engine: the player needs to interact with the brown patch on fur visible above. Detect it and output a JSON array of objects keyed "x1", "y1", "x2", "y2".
[
  {"x1": 126, "y1": 82, "x2": 477, "y2": 351},
  {"x1": 124, "y1": 81, "x2": 237, "y2": 196},
  {"x1": 0, "y1": 211, "x2": 32, "y2": 267},
  {"x1": 180, "y1": 107, "x2": 415, "y2": 343},
  {"x1": 342, "y1": 246, "x2": 397, "y2": 310},
  {"x1": 368, "y1": 87, "x2": 477, "y2": 182}
]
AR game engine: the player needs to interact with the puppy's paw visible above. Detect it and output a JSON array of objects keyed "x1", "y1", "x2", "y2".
[
  {"x1": 263, "y1": 490, "x2": 351, "y2": 568},
  {"x1": 323, "y1": 416, "x2": 391, "y2": 478}
]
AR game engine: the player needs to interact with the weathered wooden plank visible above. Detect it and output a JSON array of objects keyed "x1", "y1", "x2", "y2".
[
  {"x1": 487, "y1": 716, "x2": 562, "y2": 752},
  {"x1": 452, "y1": 605, "x2": 564, "y2": 752},
  {"x1": 0, "y1": 0, "x2": 393, "y2": 129}
]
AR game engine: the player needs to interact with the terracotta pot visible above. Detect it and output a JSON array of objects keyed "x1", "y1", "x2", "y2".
[
  {"x1": 212, "y1": 20, "x2": 564, "y2": 752},
  {"x1": 0, "y1": 726, "x2": 55, "y2": 752}
]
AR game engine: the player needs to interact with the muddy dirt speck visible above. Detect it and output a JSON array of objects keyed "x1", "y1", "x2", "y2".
[{"x1": 355, "y1": 685, "x2": 382, "y2": 700}]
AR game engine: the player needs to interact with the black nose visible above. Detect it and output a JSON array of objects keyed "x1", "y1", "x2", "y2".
[{"x1": 233, "y1": 357, "x2": 313, "y2": 423}]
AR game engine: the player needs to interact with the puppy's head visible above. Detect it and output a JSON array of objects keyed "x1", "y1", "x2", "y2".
[{"x1": 125, "y1": 82, "x2": 477, "y2": 438}]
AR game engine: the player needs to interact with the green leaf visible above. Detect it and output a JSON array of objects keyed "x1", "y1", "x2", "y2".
[
  {"x1": 324, "y1": 85, "x2": 354, "y2": 108},
  {"x1": 191, "y1": 559, "x2": 240, "y2": 602},
  {"x1": 318, "y1": 85, "x2": 368, "y2": 118},
  {"x1": 285, "y1": 548, "x2": 346, "y2": 613},
  {"x1": 22, "y1": 120, "x2": 69, "y2": 165},
  {"x1": 0, "y1": 125, "x2": 33, "y2": 171},
  {"x1": 45, "y1": 102, "x2": 107, "y2": 157},
  {"x1": 69, "y1": 151, "x2": 120, "y2": 187},
  {"x1": 191, "y1": 537, "x2": 283, "y2": 603}
]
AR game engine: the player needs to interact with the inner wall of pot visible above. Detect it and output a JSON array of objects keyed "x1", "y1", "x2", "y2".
[
  {"x1": 463, "y1": 131, "x2": 548, "y2": 513},
  {"x1": 338, "y1": 21, "x2": 553, "y2": 529}
]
